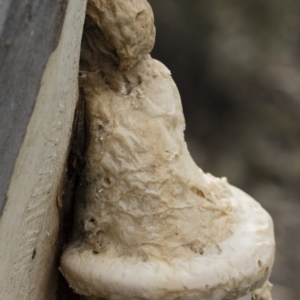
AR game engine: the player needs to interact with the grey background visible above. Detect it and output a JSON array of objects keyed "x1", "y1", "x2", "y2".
[{"x1": 149, "y1": 0, "x2": 300, "y2": 298}]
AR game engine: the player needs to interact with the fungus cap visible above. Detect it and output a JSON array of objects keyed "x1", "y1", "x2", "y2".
[{"x1": 60, "y1": 185, "x2": 274, "y2": 300}]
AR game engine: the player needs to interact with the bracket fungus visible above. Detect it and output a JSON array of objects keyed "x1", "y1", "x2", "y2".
[{"x1": 60, "y1": 0, "x2": 275, "y2": 299}]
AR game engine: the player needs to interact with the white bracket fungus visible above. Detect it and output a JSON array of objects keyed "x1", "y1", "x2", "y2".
[{"x1": 60, "y1": 1, "x2": 275, "y2": 299}]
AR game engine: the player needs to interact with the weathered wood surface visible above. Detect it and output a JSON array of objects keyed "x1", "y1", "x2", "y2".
[
  {"x1": 0, "y1": 0, "x2": 87, "y2": 299},
  {"x1": 0, "y1": 0, "x2": 67, "y2": 213}
]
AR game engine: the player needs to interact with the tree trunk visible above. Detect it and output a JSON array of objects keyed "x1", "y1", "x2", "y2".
[{"x1": 0, "y1": 0, "x2": 87, "y2": 299}]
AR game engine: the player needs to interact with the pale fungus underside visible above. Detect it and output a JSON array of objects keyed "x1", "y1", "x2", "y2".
[{"x1": 60, "y1": 1, "x2": 275, "y2": 299}]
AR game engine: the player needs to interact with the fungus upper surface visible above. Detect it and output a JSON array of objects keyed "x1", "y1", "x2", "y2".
[{"x1": 78, "y1": 57, "x2": 234, "y2": 260}]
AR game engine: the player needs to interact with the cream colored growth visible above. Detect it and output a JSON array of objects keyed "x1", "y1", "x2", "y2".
[
  {"x1": 60, "y1": 1, "x2": 275, "y2": 299},
  {"x1": 81, "y1": 56, "x2": 233, "y2": 259}
]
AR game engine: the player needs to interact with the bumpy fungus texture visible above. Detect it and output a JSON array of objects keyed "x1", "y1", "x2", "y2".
[
  {"x1": 82, "y1": 0, "x2": 155, "y2": 71},
  {"x1": 60, "y1": 0, "x2": 275, "y2": 299}
]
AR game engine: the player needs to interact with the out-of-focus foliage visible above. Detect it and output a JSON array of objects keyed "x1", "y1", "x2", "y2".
[{"x1": 149, "y1": 0, "x2": 300, "y2": 298}]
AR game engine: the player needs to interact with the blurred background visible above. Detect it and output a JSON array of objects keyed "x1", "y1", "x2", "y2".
[{"x1": 148, "y1": 0, "x2": 300, "y2": 299}]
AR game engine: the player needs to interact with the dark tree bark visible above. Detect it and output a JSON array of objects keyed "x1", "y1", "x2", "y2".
[{"x1": 0, "y1": 0, "x2": 68, "y2": 213}]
